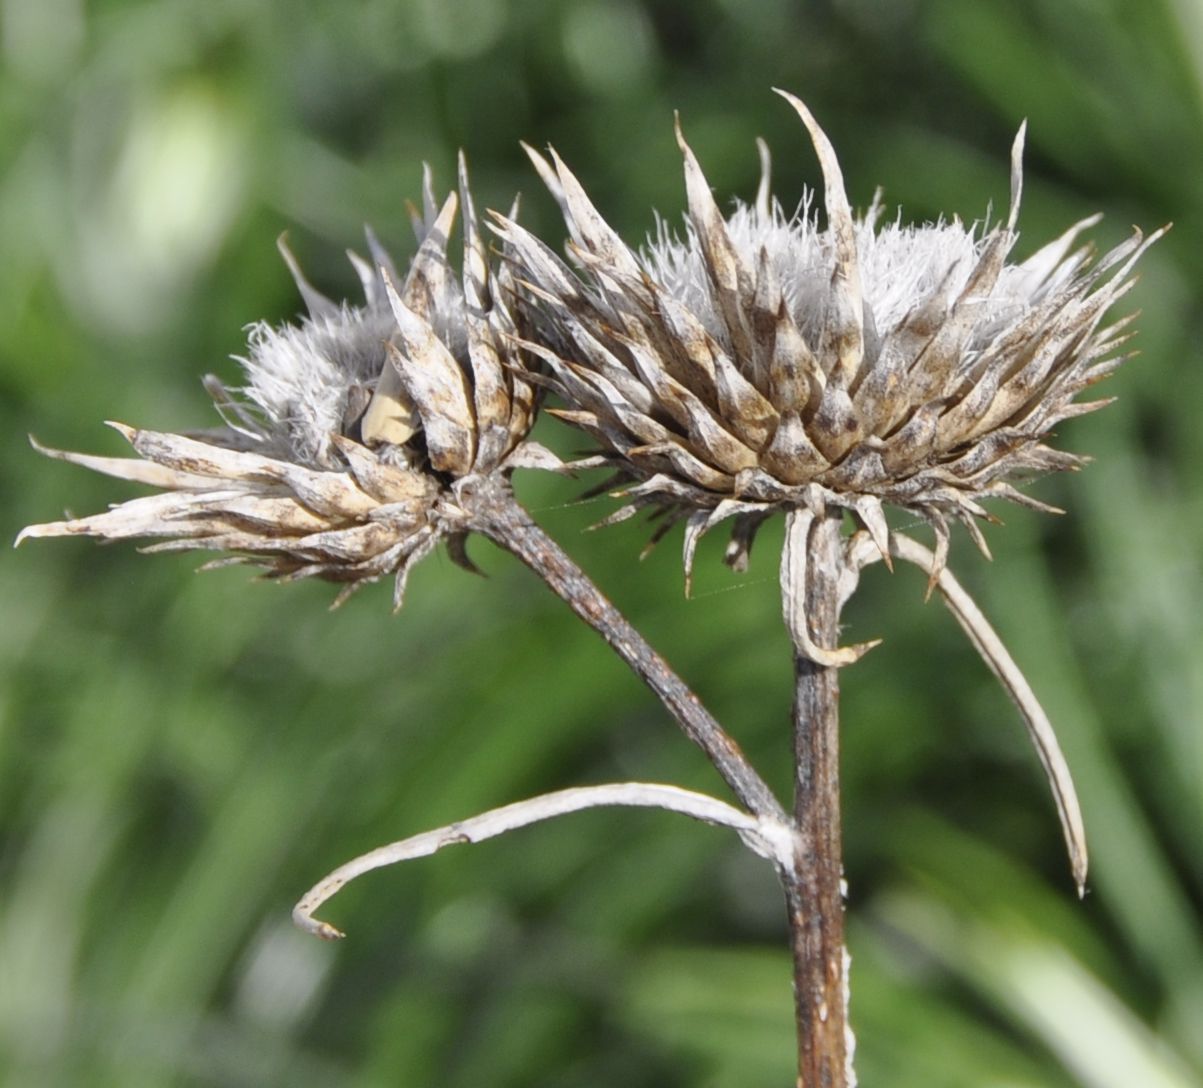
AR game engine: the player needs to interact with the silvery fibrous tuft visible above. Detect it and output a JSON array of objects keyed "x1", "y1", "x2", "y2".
[{"x1": 19, "y1": 159, "x2": 557, "y2": 609}]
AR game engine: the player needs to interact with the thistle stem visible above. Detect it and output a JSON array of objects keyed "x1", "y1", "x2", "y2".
[
  {"x1": 465, "y1": 479, "x2": 788, "y2": 825},
  {"x1": 781, "y1": 509, "x2": 850, "y2": 1088}
]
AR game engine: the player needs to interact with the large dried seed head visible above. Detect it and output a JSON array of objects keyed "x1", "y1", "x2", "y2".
[
  {"x1": 503, "y1": 92, "x2": 1164, "y2": 585},
  {"x1": 19, "y1": 161, "x2": 555, "y2": 609}
]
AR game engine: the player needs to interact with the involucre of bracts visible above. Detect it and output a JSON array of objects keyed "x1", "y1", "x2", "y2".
[
  {"x1": 18, "y1": 159, "x2": 558, "y2": 609},
  {"x1": 498, "y1": 90, "x2": 1165, "y2": 587}
]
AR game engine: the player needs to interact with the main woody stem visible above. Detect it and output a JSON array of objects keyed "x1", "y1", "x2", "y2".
[{"x1": 782, "y1": 509, "x2": 852, "y2": 1088}]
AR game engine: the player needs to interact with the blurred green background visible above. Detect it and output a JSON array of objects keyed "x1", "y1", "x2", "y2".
[{"x1": 3, "y1": 1, "x2": 1201, "y2": 1085}]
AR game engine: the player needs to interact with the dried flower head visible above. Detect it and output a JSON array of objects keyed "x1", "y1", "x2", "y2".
[
  {"x1": 500, "y1": 91, "x2": 1162, "y2": 586},
  {"x1": 19, "y1": 160, "x2": 555, "y2": 608}
]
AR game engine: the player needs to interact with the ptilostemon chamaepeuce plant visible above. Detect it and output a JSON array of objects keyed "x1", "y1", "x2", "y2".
[
  {"x1": 497, "y1": 89, "x2": 1163, "y2": 1086},
  {"x1": 17, "y1": 94, "x2": 1162, "y2": 1088}
]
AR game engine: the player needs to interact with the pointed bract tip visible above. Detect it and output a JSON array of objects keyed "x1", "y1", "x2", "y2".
[
  {"x1": 432, "y1": 189, "x2": 459, "y2": 232},
  {"x1": 1072, "y1": 843, "x2": 1089, "y2": 897},
  {"x1": 755, "y1": 136, "x2": 772, "y2": 219},
  {"x1": 456, "y1": 149, "x2": 473, "y2": 203},
  {"x1": 519, "y1": 139, "x2": 548, "y2": 167},
  {"x1": 816, "y1": 637, "x2": 885, "y2": 668},
  {"x1": 772, "y1": 89, "x2": 853, "y2": 217},
  {"x1": 15, "y1": 518, "x2": 75, "y2": 547},
  {"x1": 306, "y1": 918, "x2": 346, "y2": 941},
  {"x1": 104, "y1": 420, "x2": 138, "y2": 444},
  {"x1": 1005, "y1": 123, "x2": 1026, "y2": 231},
  {"x1": 672, "y1": 109, "x2": 688, "y2": 153},
  {"x1": 771, "y1": 88, "x2": 826, "y2": 143},
  {"x1": 419, "y1": 162, "x2": 438, "y2": 224},
  {"x1": 521, "y1": 140, "x2": 562, "y2": 204},
  {"x1": 275, "y1": 232, "x2": 338, "y2": 318},
  {"x1": 1143, "y1": 221, "x2": 1173, "y2": 248},
  {"x1": 379, "y1": 268, "x2": 421, "y2": 339},
  {"x1": 853, "y1": 499, "x2": 892, "y2": 572}
]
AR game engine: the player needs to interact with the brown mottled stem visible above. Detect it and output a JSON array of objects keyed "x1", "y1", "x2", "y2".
[
  {"x1": 463, "y1": 476, "x2": 788, "y2": 825},
  {"x1": 781, "y1": 509, "x2": 850, "y2": 1088}
]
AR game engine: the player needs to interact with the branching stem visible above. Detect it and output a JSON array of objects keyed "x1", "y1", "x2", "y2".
[
  {"x1": 464, "y1": 477, "x2": 788, "y2": 826},
  {"x1": 294, "y1": 782, "x2": 792, "y2": 939}
]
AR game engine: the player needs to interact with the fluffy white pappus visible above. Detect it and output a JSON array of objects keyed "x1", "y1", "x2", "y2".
[
  {"x1": 237, "y1": 304, "x2": 398, "y2": 467},
  {"x1": 643, "y1": 196, "x2": 1066, "y2": 366}
]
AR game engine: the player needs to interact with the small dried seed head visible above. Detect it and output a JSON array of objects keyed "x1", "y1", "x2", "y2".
[
  {"x1": 502, "y1": 91, "x2": 1163, "y2": 585},
  {"x1": 19, "y1": 160, "x2": 556, "y2": 609}
]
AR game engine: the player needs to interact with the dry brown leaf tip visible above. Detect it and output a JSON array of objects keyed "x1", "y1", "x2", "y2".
[
  {"x1": 507, "y1": 92, "x2": 1164, "y2": 583},
  {"x1": 19, "y1": 164, "x2": 554, "y2": 610}
]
